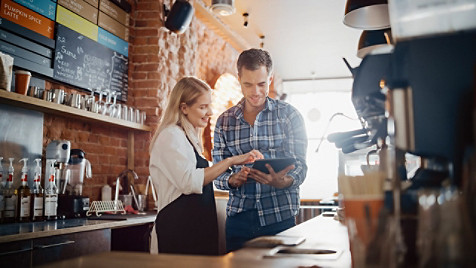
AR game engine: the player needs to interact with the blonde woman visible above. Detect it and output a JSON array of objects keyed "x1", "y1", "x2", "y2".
[{"x1": 149, "y1": 77, "x2": 262, "y2": 255}]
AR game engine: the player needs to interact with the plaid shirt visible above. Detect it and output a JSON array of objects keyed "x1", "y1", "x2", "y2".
[{"x1": 213, "y1": 97, "x2": 308, "y2": 226}]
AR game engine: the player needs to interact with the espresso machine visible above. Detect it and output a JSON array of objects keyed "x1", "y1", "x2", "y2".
[
  {"x1": 46, "y1": 141, "x2": 91, "y2": 218},
  {"x1": 337, "y1": 30, "x2": 476, "y2": 265}
]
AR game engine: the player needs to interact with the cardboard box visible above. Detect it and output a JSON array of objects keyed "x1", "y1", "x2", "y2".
[
  {"x1": 0, "y1": 40, "x2": 51, "y2": 67},
  {"x1": 58, "y1": 0, "x2": 98, "y2": 25},
  {"x1": 98, "y1": 11, "x2": 128, "y2": 41},
  {"x1": 108, "y1": 0, "x2": 130, "y2": 13},
  {"x1": 98, "y1": 27, "x2": 128, "y2": 57},
  {"x1": 56, "y1": 5, "x2": 98, "y2": 41},
  {"x1": 84, "y1": 0, "x2": 98, "y2": 8},
  {"x1": 0, "y1": 17, "x2": 55, "y2": 48},
  {"x1": 0, "y1": 0, "x2": 55, "y2": 39},
  {"x1": 13, "y1": 0, "x2": 56, "y2": 21},
  {"x1": 99, "y1": 0, "x2": 129, "y2": 26},
  {"x1": 0, "y1": 28, "x2": 52, "y2": 58}
]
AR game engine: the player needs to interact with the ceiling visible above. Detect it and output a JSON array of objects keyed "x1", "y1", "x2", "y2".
[{"x1": 201, "y1": 0, "x2": 363, "y2": 81}]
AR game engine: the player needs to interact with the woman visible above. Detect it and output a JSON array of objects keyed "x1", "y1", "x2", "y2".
[{"x1": 149, "y1": 77, "x2": 262, "y2": 255}]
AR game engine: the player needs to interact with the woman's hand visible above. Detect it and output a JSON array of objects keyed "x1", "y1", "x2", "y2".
[{"x1": 230, "y1": 149, "x2": 263, "y2": 165}]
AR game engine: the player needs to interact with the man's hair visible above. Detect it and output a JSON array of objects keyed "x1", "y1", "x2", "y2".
[{"x1": 237, "y1": 48, "x2": 273, "y2": 77}]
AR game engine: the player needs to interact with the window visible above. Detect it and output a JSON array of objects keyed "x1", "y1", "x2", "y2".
[{"x1": 283, "y1": 79, "x2": 362, "y2": 199}]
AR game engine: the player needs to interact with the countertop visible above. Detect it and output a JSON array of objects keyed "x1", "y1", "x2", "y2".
[
  {"x1": 42, "y1": 214, "x2": 352, "y2": 268},
  {"x1": 0, "y1": 211, "x2": 157, "y2": 243}
]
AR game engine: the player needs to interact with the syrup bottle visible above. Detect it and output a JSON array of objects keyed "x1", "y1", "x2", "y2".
[
  {"x1": 44, "y1": 160, "x2": 58, "y2": 221},
  {"x1": 16, "y1": 158, "x2": 31, "y2": 222},
  {"x1": 31, "y1": 158, "x2": 44, "y2": 222},
  {"x1": 3, "y1": 158, "x2": 17, "y2": 223}
]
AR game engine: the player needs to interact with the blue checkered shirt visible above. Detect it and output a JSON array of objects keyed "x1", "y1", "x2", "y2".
[{"x1": 213, "y1": 97, "x2": 308, "y2": 226}]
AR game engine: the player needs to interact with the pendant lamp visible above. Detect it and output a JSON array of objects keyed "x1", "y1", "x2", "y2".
[
  {"x1": 165, "y1": 0, "x2": 194, "y2": 34},
  {"x1": 343, "y1": 0, "x2": 390, "y2": 30},
  {"x1": 357, "y1": 28, "x2": 393, "y2": 58},
  {"x1": 210, "y1": 0, "x2": 235, "y2": 16}
]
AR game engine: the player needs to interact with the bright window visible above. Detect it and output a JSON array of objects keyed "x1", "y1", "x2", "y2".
[{"x1": 283, "y1": 79, "x2": 362, "y2": 199}]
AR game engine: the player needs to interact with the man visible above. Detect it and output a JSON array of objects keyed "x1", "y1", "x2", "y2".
[{"x1": 213, "y1": 48, "x2": 308, "y2": 252}]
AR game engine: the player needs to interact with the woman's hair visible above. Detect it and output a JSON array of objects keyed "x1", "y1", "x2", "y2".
[{"x1": 149, "y1": 77, "x2": 211, "y2": 153}]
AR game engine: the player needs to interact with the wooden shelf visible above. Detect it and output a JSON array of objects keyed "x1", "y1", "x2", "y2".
[{"x1": 0, "y1": 90, "x2": 151, "y2": 132}]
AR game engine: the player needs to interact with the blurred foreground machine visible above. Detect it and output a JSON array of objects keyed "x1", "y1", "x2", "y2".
[{"x1": 334, "y1": 30, "x2": 476, "y2": 265}]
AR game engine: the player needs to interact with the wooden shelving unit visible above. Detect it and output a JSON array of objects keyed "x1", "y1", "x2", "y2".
[{"x1": 0, "y1": 90, "x2": 151, "y2": 132}]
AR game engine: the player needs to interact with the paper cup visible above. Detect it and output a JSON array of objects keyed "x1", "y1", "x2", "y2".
[{"x1": 15, "y1": 70, "x2": 31, "y2": 95}]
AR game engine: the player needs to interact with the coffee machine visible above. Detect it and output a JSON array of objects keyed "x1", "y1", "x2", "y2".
[
  {"x1": 46, "y1": 141, "x2": 90, "y2": 218},
  {"x1": 340, "y1": 31, "x2": 476, "y2": 265}
]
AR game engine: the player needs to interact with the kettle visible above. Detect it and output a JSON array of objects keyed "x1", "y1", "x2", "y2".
[{"x1": 67, "y1": 149, "x2": 92, "y2": 195}]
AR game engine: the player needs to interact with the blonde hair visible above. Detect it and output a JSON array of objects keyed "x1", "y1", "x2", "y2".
[{"x1": 149, "y1": 77, "x2": 211, "y2": 153}]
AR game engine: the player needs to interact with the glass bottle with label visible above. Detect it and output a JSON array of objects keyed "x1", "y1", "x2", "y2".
[
  {"x1": 16, "y1": 158, "x2": 31, "y2": 222},
  {"x1": 3, "y1": 158, "x2": 17, "y2": 223},
  {"x1": 31, "y1": 159, "x2": 44, "y2": 222},
  {"x1": 44, "y1": 160, "x2": 58, "y2": 221},
  {"x1": 0, "y1": 157, "x2": 4, "y2": 223}
]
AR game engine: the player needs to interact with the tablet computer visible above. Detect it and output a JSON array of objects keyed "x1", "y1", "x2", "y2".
[{"x1": 251, "y1": 158, "x2": 296, "y2": 174}]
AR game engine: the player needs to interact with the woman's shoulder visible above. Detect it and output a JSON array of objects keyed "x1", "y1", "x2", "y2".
[{"x1": 158, "y1": 125, "x2": 187, "y2": 143}]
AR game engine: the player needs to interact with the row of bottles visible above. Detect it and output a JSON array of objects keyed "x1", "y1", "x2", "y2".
[{"x1": 0, "y1": 157, "x2": 58, "y2": 223}]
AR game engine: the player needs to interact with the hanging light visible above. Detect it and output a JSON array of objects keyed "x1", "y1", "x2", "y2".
[
  {"x1": 210, "y1": 0, "x2": 235, "y2": 16},
  {"x1": 343, "y1": 0, "x2": 390, "y2": 30},
  {"x1": 357, "y1": 28, "x2": 393, "y2": 58}
]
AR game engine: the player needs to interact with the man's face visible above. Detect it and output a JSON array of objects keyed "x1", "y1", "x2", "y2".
[{"x1": 239, "y1": 65, "x2": 273, "y2": 110}]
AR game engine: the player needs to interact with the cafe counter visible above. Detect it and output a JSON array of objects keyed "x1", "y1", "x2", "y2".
[{"x1": 43, "y1": 214, "x2": 351, "y2": 268}]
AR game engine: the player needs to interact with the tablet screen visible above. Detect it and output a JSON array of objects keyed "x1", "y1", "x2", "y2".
[{"x1": 251, "y1": 158, "x2": 296, "y2": 174}]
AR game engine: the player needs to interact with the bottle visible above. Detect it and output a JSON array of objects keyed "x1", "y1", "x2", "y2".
[
  {"x1": 16, "y1": 158, "x2": 31, "y2": 222},
  {"x1": 0, "y1": 157, "x2": 4, "y2": 223},
  {"x1": 3, "y1": 158, "x2": 17, "y2": 223},
  {"x1": 44, "y1": 160, "x2": 58, "y2": 221},
  {"x1": 31, "y1": 158, "x2": 44, "y2": 222}
]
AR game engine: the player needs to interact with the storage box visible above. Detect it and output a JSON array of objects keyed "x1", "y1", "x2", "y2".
[
  {"x1": 388, "y1": 0, "x2": 476, "y2": 41},
  {"x1": 0, "y1": 17, "x2": 55, "y2": 48},
  {"x1": 0, "y1": 28, "x2": 53, "y2": 58},
  {"x1": 98, "y1": 11, "x2": 128, "y2": 41},
  {"x1": 99, "y1": 0, "x2": 129, "y2": 26},
  {"x1": 58, "y1": 0, "x2": 99, "y2": 24},
  {"x1": 98, "y1": 27, "x2": 128, "y2": 56},
  {"x1": 0, "y1": 40, "x2": 51, "y2": 67},
  {"x1": 13, "y1": 0, "x2": 56, "y2": 21},
  {"x1": 56, "y1": 5, "x2": 98, "y2": 41},
  {"x1": 0, "y1": 0, "x2": 55, "y2": 39}
]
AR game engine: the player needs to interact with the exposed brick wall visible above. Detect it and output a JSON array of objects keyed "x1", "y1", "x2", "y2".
[{"x1": 41, "y1": 0, "x2": 239, "y2": 204}]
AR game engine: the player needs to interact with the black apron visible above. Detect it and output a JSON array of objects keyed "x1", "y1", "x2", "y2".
[{"x1": 155, "y1": 144, "x2": 219, "y2": 255}]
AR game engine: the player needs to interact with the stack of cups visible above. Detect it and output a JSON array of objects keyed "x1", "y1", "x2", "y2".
[{"x1": 14, "y1": 70, "x2": 31, "y2": 95}]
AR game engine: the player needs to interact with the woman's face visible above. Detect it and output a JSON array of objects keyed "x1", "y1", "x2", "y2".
[{"x1": 181, "y1": 91, "x2": 213, "y2": 128}]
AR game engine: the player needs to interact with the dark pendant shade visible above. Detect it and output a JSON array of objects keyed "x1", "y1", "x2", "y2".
[
  {"x1": 357, "y1": 28, "x2": 393, "y2": 58},
  {"x1": 343, "y1": 0, "x2": 390, "y2": 30},
  {"x1": 165, "y1": 0, "x2": 194, "y2": 34}
]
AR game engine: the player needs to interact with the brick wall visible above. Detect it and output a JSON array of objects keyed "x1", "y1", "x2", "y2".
[{"x1": 42, "y1": 0, "x2": 239, "y2": 203}]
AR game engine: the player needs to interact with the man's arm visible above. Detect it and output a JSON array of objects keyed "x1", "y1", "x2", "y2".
[
  {"x1": 284, "y1": 106, "x2": 308, "y2": 188},
  {"x1": 212, "y1": 119, "x2": 235, "y2": 190}
]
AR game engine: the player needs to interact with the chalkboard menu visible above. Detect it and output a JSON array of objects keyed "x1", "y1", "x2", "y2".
[{"x1": 53, "y1": 24, "x2": 128, "y2": 101}]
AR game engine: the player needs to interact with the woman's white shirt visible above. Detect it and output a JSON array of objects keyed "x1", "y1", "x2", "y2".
[{"x1": 149, "y1": 125, "x2": 205, "y2": 212}]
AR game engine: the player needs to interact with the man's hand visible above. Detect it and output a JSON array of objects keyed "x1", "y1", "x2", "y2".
[
  {"x1": 248, "y1": 164, "x2": 295, "y2": 189},
  {"x1": 228, "y1": 166, "x2": 251, "y2": 188}
]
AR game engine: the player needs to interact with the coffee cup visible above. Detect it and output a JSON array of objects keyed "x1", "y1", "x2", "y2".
[{"x1": 15, "y1": 70, "x2": 31, "y2": 95}]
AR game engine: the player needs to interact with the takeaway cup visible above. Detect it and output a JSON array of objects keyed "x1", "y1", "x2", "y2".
[{"x1": 15, "y1": 70, "x2": 31, "y2": 95}]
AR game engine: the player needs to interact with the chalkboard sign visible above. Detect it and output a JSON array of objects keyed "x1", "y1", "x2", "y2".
[{"x1": 53, "y1": 24, "x2": 128, "y2": 101}]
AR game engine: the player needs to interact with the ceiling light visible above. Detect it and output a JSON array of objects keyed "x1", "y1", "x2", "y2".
[
  {"x1": 357, "y1": 28, "x2": 393, "y2": 58},
  {"x1": 210, "y1": 0, "x2": 235, "y2": 16},
  {"x1": 343, "y1": 0, "x2": 390, "y2": 30}
]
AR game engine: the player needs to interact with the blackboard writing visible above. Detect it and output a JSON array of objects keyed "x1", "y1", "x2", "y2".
[{"x1": 53, "y1": 24, "x2": 128, "y2": 100}]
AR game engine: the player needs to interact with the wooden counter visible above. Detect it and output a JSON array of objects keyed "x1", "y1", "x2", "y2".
[
  {"x1": 0, "y1": 211, "x2": 157, "y2": 243},
  {"x1": 43, "y1": 214, "x2": 352, "y2": 268}
]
